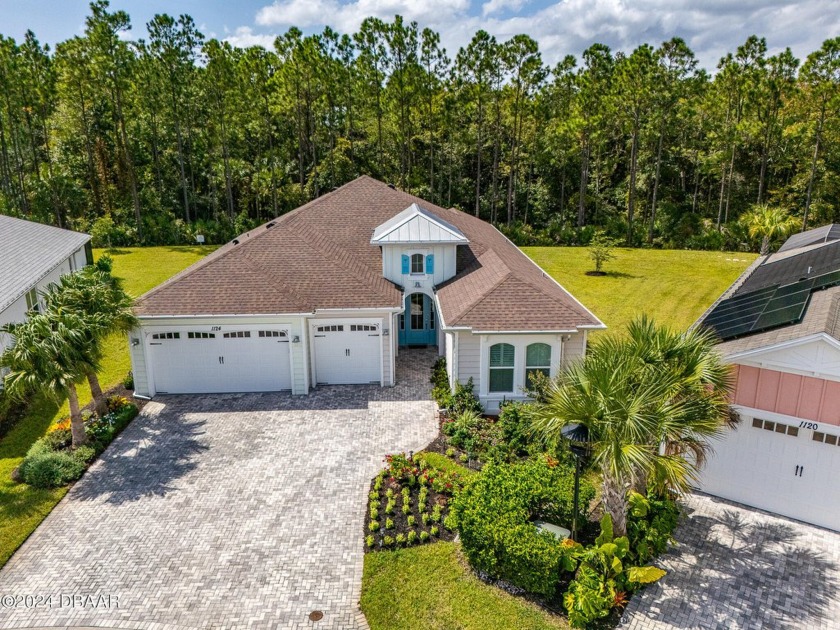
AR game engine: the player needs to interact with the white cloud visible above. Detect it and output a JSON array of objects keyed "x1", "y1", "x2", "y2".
[
  {"x1": 241, "y1": 0, "x2": 840, "y2": 70},
  {"x1": 224, "y1": 26, "x2": 277, "y2": 49}
]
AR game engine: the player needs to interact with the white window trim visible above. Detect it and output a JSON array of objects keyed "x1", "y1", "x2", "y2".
[
  {"x1": 478, "y1": 334, "x2": 564, "y2": 399},
  {"x1": 410, "y1": 252, "x2": 425, "y2": 275},
  {"x1": 488, "y1": 342, "x2": 516, "y2": 394}
]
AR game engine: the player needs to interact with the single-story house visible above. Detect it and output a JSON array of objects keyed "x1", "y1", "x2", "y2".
[
  {"x1": 697, "y1": 223, "x2": 840, "y2": 531},
  {"x1": 128, "y1": 176, "x2": 604, "y2": 412},
  {"x1": 0, "y1": 215, "x2": 92, "y2": 380}
]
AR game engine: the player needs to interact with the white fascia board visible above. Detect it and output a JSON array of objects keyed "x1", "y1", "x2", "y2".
[
  {"x1": 313, "y1": 307, "x2": 402, "y2": 313},
  {"x1": 471, "y1": 329, "x2": 579, "y2": 335},
  {"x1": 137, "y1": 312, "x2": 313, "y2": 320},
  {"x1": 724, "y1": 332, "x2": 840, "y2": 361}
]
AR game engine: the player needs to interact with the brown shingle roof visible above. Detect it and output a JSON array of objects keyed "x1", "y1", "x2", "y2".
[{"x1": 135, "y1": 176, "x2": 603, "y2": 332}]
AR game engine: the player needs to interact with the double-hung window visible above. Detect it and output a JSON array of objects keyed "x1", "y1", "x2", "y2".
[
  {"x1": 411, "y1": 253, "x2": 424, "y2": 274},
  {"x1": 25, "y1": 288, "x2": 39, "y2": 314},
  {"x1": 525, "y1": 343, "x2": 552, "y2": 384},
  {"x1": 488, "y1": 343, "x2": 515, "y2": 393}
]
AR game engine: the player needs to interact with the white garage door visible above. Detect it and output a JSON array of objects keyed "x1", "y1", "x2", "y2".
[
  {"x1": 312, "y1": 323, "x2": 381, "y2": 385},
  {"x1": 149, "y1": 328, "x2": 292, "y2": 394},
  {"x1": 697, "y1": 412, "x2": 840, "y2": 531}
]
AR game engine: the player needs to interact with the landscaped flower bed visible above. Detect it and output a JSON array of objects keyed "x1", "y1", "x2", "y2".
[
  {"x1": 14, "y1": 393, "x2": 139, "y2": 488},
  {"x1": 364, "y1": 453, "x2": 463, "y2": 551}
]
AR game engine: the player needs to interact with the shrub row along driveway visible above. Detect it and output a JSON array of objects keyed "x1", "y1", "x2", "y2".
[
  {"x1": 0, "y1": 349, "x2": 438, "y2": 630},
  {"x1": 621, "y1": 492, "x2": 840, "y2": 630}
]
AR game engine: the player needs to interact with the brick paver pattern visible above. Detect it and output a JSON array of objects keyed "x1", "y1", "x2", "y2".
[
  {"x1": 621, "y1": 492, "x2": 840, "y2": 630},
  {"x1": 0, "y1": 348, "x2": 439, "y2": 630}
]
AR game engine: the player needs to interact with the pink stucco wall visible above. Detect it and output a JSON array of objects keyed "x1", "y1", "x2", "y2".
[{"x1": 733, "y1": 364, "x2": 840, "y2": 426}]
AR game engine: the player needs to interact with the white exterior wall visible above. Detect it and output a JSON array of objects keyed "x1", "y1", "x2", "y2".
[
  {"x1": 445, "y1": 332, "x2": 455, "y2": 389},
  {"x1": 0, "y1": 246, "x2": 87, "y2": 351},
  {"x1": 562, "y1": 331, "x2": 587, "y2": 368},
  {"x1": 380, "y1": 244, "x2": 458, "y2": 289},
  {"x1": 457, "y1": 332, "x2": 481, "y2": 390}
]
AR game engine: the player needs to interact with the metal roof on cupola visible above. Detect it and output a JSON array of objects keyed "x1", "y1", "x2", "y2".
[{"x1": 370, "y1": 203, "x2": 469, "y2": 245}]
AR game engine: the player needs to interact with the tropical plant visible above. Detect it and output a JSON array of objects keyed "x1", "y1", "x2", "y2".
[
  {"x1": 41, "y1": 267, "x2": 137, "y2": 416},
  {"x1": 740, "y1": 204, "x2": 800, "y2": 254},
  {"x1": 0, "y1": 310, "x2": 102, "y2": 447},
  {"x1": 531, "y1": 316, "x2": 732, "y2": 536},
  {"x1": 564, "y1": 514, "x2": 666, "y2": 628}
]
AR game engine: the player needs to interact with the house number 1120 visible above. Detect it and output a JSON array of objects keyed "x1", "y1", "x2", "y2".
[{"x1": 799, "y1": 421, "x2": 819, "y2": 430}]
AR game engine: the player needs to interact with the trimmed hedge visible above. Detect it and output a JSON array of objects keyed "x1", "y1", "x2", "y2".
[
  {"x1": 453, "y1": 456, "x2": 595, "y2": 596},
  {"x1": 19, "y1": 450, "x2": 87, "y2": 489}
]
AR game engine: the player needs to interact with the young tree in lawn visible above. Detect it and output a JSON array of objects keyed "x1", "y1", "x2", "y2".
[
  {"x1": 1, "y1": 311, "x2": 101, "y2": 447},
  {"x1": 740, "y1": 204, "x2": 800, "y2": 254},
  {"x1": 587, "y1": 230, "x2": 619, "y2": 274}
]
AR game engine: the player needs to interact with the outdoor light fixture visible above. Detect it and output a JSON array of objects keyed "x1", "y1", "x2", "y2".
[
  {"x1": 292, "y1": 335, "x2": 300, "y2": 343},
  {"x1": 414, "y1": 281, "x2": 421, "y2": 288},
  {"x1": 131, "y1": 338, "x2": 140, "y2": 347},
  {"x1": 383, "y1": 328, "x2": 390, "y2": 336},
  {"x1": 561, "y1": 423, "x2": 590, "y2": 542}
]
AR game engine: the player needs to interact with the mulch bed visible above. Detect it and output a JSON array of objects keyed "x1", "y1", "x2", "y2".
[{"x1": 364, "y1": 466, "x2": 457, "y2": 551}]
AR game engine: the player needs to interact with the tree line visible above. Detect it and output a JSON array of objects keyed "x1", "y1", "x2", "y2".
[{"x1": 0, "y1": 0, "x2": 838, "y2": 249}]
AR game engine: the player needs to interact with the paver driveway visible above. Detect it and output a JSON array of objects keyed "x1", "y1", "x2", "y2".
[
  {"x1": 0, "y1": 349, "x2": 439, "y2": 630},
  {"x1": 621, "y1": 492, "x2": 840, "y2": 630}
]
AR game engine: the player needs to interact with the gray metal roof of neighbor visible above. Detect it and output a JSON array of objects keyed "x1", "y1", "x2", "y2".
[
  {"x1": 135, "y1": 176, "x2": 605, "y2": 333},
  {"x1": 0, "y1": 215, "x2": 90, "y2": 313}
]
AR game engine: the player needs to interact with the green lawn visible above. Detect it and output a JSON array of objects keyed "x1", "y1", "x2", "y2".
[
  {"x1": 522, "y1": 247, "x2": 756, "y2": 332},
  {"x1": 361, "y1": 542, "x2": 568, "y2": 630},
  {"x1": 0, "y1": 245, "x2": 215, "y2": 568}
]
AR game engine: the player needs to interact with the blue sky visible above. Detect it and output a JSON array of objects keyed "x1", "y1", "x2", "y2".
[{"x1": 1, "y1": 0, "x2": 838, "y2": 69}]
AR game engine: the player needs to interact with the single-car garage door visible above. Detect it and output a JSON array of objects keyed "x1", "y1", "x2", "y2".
[
  {"x1": 148, "y1": 328, "x2": 292, "y2": 394},
  {"x1": 312, "y1": 323, "x2": 381, "y2": 385},
  {"x1": 697, "y1": 412, "x2": 840, "y2": 531}
]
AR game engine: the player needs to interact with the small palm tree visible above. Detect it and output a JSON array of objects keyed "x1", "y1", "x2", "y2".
[
  {"x1": 42, "y1": 268, "x2": 137, "y2": 416},
  {"x1": 1, "y1": 311, "x2": 101, "y2": 447},
  {"x1": 531, "y1": 317, "x2": 733, "y2": 536},
  {"x1": 740, "y1": 205, "x2": 800, "y2": 255}
]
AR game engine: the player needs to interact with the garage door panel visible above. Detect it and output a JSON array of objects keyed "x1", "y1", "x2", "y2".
[
  {"x1": 698, "y1": 416, "x2": 840, "y2": 531},
  {"x1": 313, "y1": 323, "x2": 380, "y2": 385},
  {"x1": 149, "y1": 328, "x2": 291, "y2": 394}
]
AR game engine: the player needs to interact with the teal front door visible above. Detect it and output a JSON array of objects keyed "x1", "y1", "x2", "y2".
[{"x1": 399, "y1": 293, "x2": 436, "y2": 346}]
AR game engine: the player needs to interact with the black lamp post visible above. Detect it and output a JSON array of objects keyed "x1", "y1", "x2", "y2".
[{"x1": 561, "y1": 423, "x2": 590, "y2": 542}]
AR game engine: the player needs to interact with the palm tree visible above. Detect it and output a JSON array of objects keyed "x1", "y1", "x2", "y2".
[
  {"x1": 1, "y1": 311, "x2": 101, "y2": 447},
  {"x1": 531, "y1": 317, "x2": 733, "y2": 536},
  {"x1": 42, "y1": 268, "x2": 137, "y2": 416},
  {"x1": 740, "y1": 204, "x2": 800, "y2": 255}
]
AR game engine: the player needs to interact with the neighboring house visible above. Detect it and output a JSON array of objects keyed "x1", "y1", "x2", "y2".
[
  {"x1": 697, "y1": 223, "x2": 840, "y2": 531},
  {"x1": 0, "y1": 215, "x2": 92, "y2": 381},
  {"x1": 128, "y1": 176, "x2": 604, "y2": 412}
]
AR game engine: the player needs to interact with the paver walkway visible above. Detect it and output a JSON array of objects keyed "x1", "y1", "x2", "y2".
[
  {"x1": 621, "y1": 492, "x2": 840, "y2": 630},
  {"x1": 0, "y1": 349, "x2": 439, "y2": 630}
]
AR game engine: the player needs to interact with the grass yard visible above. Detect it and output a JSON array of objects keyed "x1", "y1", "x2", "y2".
[
  {"x1": 0, "y1": 245, "x2": 215, "y2": 568},
  {"x1": 522, "y1": 247, "x2": 756, "y2": 332},
  {"x1": 361, "y1": 542, "x2": 568, "y2": 630}
]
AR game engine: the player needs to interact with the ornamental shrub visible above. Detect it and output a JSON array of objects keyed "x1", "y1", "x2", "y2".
[
  {"x1": 430, "y1": 357, "x2": 453, "y2": 409},
  {"x1": 453, "y1": 455, "x2": 594, "y2": 596},
  {"x1": 450, "y1": 378, "x2": 483, "y2": 416},
  {"x1": 20, "y1": 450, "x2": 86, "y2": 488}
]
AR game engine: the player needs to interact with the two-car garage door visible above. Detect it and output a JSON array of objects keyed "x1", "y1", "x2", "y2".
[
  {"x1": 149, "y1": 328, "x2": 292, "y2": 394},
  {"x1": 697, "y1": 411, "x2": 840, "y2": 531}
]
